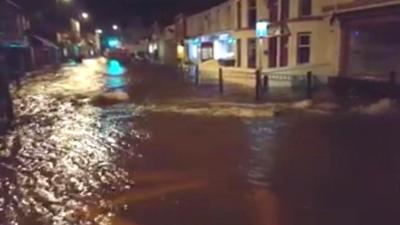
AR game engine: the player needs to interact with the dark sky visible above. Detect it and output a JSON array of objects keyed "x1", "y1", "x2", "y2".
[
  {"x1": 14, "y1": 0, "x2": 224, "y2": 39},
  {"x1": 82, "y1": 0, "x2": 225, "y2": 26},
  {"x1": 17, "y1": 0, "x2": 225, "y2": 26}
]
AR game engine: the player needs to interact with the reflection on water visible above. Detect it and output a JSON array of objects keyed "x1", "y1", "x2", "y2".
[
  {"x1": 106, "y1": 76, "x2": 127, "y2": 91},
  {"x1": 107, "y1": 60, "x2": 126, "y2": 77},
  {"x1": 106, "y1": 59, "x2": 128, "y2": 92},
  {"x1": 0, "y1": 59, "x2": 144, "y2": 224},
  {"x1": 245, "y1": 119, "x2": 287, "y2": 187},
  {"x1": 3, "y1": 59, "x2": 400, "y2": 225}
]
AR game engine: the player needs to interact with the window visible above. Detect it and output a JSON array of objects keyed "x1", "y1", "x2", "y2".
[
  {"x1": 297, "y1": 33, "x2": 311, "y2": 64},
  {"x1": 248, "y1": 0, "x2": 257, "y2": 29},
  {"x1": 268, "y1": 37, "x2": 277, "y2": 68},
  {"x1": 268, "y1": 0, "x2": 278, "y2": 22},
  {"x1": 237, "y1": 0, "x2": 242, "y2": 29},
  {"x1": 247, "y1": 38, "x2": 257, "y2": 68},
  {"x1": 299, "y1": 0, "x2": 312, "y2": 17},
  {"x1": 201, "y1": 46, "x2": 213, "y2": 61},
  {"x1": 280, "y1": 36, "x2": 288, "y2": 67},
  {"x1": 281, "y1": 0, "x2": 289, "y2": 20}
]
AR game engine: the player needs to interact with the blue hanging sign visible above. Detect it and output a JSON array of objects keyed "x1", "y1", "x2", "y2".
[{"x1": 256, "y1": 20, "x2": 269, "y2": 38}]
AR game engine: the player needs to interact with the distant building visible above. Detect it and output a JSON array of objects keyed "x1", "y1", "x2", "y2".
[
  {"x1": 1, "y1": 0, "x2": 60, "y2": 76},
  {"x1": 182, "y1": 0, "x2": 400, "y2": 85},
  {"x1": 185, "y1": 0, "x2": 267, "y2": 70},
  {"x1": 325, "y1": 0, "x2": 400, "y2": 79},
  {"x1": 57, "y1": 19, "x2": 99, "y2": 59},
  {"x1": 259, "y1": 0, "x2": 400, "y2": 83},
  {"x1": 0, "y1": 0, "x2": 31, "y2": 78}
]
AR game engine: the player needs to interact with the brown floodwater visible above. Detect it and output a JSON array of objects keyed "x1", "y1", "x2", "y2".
[{"x1": 0, "y1": 58, "x2": 399, "y2": 225}]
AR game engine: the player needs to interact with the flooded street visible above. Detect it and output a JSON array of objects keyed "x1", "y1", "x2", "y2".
[{"x1": 1, "y1": 58, "x2": 400, "y2": 225}]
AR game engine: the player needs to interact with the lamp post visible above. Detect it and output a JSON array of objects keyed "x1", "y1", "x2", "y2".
[
  {"x1": 56, "y1": 0, "x2": 72, "y2": 4},
  {"x1": 81, "y1": 12, "x2": 89, "y2": 20}
]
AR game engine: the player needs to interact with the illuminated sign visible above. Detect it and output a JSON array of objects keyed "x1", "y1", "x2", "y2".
[
  {"x1": 107, "y1": 38, "x2": 121, "y2": 49},
  {"x1": 256, "y1": 20, "x2": 269, "y2": 38}
]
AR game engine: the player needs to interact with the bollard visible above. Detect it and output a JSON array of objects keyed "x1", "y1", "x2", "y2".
[
  {"x1": 255, "y1": 70, "x2": 262, "y2": 101},
  {"x1": 306, "y1": 71, "x2": 313, "y2": 99},
  {"x1": 390, "y1": 70, "x2": 396, "y2": 85},
  {"x1": 218, "y1": 68, "x2": 224, "y2": 94},
  {"x1": 195, "y1": 65, "x2": 200, "y2": 85},
  {"x1": 263, "y1": 75, "x2": 269, "y2": 91}
]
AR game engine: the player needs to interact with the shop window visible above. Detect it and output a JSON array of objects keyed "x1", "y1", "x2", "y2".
[
  {"x1": 299, "y1": 0, "x2": 312, "y2": 17},
  {"x1": 201, "y1": 43, "x2": 214, "y2": 61},
  {"x1": 297, "y1": 33, "x2": 311, "y2": 64},
  {"x1": 248, "y1": 38, "x2": 257, "y2": 68},
  {"x1": 248, "y1": 0, "x2": 257, "y2": 29}
]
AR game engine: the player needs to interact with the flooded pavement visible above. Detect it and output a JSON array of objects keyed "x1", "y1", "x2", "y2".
[{"x1": 1, "y1": 58, "x2": 400, "y2": 225}]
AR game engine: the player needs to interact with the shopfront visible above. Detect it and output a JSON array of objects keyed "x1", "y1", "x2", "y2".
[
  {"x1": 339, "y1": 5, "x2": 400, "y2": 79},
  {"x1": 186, "y1": 33, "x2": 235, "y2": 64},
  {"x1": 213, "y1": 33, "x2": 235, "y2": 61}
]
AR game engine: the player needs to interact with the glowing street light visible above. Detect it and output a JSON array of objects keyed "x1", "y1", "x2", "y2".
[
  {"x1": 81, "y1": 12, "x2": 89, "y2": 20},
  {"x1": 57, "y1": 0, "x2": 72, "y2": 4},
  {"x1": 95, "y1": 29, "x2": 103, "y2": 34},
  {"x1": 112, "y1": 24, "x2": 119, "y2": 30}
]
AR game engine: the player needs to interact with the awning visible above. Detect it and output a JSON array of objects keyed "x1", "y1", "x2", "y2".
[
  {"x1": 0, "y1": 39, "x2": 29, "y2": 48},
  {"x1": 0, "y1": 34, "x2": 29, "y2": 48},
  {"x1": 32, "y1": 35, "x2": 59, "y2": 49}
]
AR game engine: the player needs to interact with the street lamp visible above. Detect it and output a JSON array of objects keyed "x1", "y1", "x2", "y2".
[
  {"x1": 112, "y1": 24, "x2": 119, "y2": 30},
  {"x1": 81, "y1": 12, "x2": 89, "y2": 20},
  {"x1": 57, "y1": 0, "x2": 72, "y2": 4},
  {"x1": 95, "y1": 29, "x2": 103, "y2": 34}
]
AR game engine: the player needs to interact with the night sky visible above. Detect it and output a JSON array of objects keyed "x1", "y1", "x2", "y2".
[
  {"x1": 84, "y1": 0, "x2": 226, "y2": 26},
  {"x1": 17, "y1": 0, "x2": 225, "y2": 28}
]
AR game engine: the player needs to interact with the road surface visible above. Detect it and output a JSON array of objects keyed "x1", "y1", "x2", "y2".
[{"x1": 0, "y1": 58, "x2": 399, "y2": 225}]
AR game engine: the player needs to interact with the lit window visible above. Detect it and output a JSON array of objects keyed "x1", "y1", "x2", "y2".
[{"x1": 297, "y1": 33, "x2": 311, "y2": 64}]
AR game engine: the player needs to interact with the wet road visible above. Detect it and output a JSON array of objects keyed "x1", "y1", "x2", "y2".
[{"x1": 1, "y1": 58, "x2": 400, "y2": 225}]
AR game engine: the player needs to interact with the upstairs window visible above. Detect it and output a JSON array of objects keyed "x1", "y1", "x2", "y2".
[
  {"x1": 248, "y1": 0, "x2": 257, "y2": 28},
  {"x1": 237, "y1": 0, "x2": 242, "y2": 29},
  {"x1": 297, "y1": 33, "x2": 311, "y2": 64},
  {"x1": 299, "y1": 0, "x2": 312, "y2": 17},
  {"x1": 268, "y1": 0, "x2": 278, "y2": 22}
]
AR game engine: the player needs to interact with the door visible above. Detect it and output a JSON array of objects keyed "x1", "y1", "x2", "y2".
[{"x1": 247, "y1": 38, "x2": 256, "y2": 68}]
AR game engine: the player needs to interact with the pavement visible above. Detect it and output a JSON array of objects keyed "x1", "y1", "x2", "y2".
[{"x1": 0, "y1": 58, "x2": 400, "y2": 225}]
